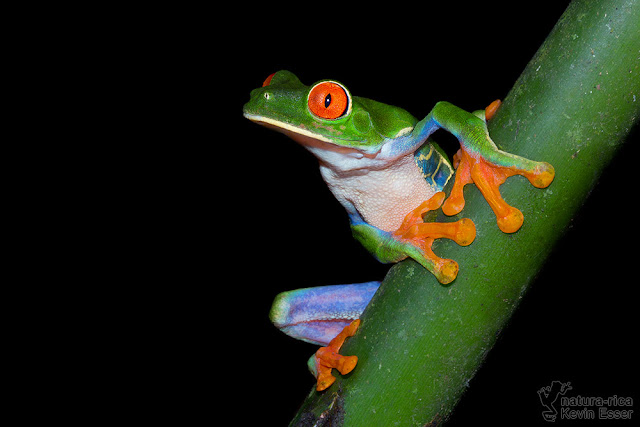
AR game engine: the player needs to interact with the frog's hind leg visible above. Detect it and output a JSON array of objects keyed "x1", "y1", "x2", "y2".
[
  {"x1": 269, "y1": 282, "x2": 378, "y2": 345},
  {"x1": 312, "y1": 319, "x2": 360, "y2": 391},
  {"x1": 270, "y1": 282, "x2": 379, "y2": 391}
]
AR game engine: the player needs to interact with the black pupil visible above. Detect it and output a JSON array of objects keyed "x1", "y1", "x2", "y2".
[{"x1": 324, "y1": 94, "x2": 332, "y2": 108}]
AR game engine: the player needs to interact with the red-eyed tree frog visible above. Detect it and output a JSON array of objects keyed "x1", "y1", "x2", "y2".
[{"x1": 243, "y1": 70, "x2": 554, "y2": 391}]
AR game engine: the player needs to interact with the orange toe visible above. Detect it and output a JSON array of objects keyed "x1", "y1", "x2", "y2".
[
  {"x1": 394, "y1": 192, "x2": 476, "y2": 284},
  {"x1": 444, "y1": 147, "x2": 554, "y2": 234},
  {"x1": 314, "y1": 319, "x2": 360, "y2": 391},
  {"x1": 485, "y1": 99, "x2": 502, "y2": 121}
]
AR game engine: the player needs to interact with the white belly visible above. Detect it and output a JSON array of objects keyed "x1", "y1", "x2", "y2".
[{"x1": 321, "y1": 154, "x2": 437, "y2": 232}]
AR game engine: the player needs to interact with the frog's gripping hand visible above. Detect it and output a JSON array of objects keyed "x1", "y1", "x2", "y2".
[
  {"x1": 393, "y1": 191, "x2": 476, "y2": 284},
  {"x1": 423, "y1": 101, "x2": 555, "y2": 233},
  {"x1": 444, "y1": 144, "x2": 554, "y2": 233},
  {"x1": 351, "y1": 192, "x2": 476, "y2": 285}
]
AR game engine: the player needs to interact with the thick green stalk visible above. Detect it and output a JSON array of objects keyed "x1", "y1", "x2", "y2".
[{"x1": 291, "y1": 1, "x2": 639, "y2": 425}]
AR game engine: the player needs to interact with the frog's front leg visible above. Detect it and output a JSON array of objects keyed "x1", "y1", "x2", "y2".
[
  {"x1": 408, "y1": 101, "x2": 555, "y2": 233},
  {"x1": 351, "y1": 192, "x2": 476, "y2": 285}
]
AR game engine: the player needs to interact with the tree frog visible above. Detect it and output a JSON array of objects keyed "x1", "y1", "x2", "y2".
[{"x1": 243, "y1": 70, "x2": 554, "y2": 390}]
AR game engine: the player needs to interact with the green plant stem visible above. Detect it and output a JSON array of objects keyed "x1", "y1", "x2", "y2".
[{"x1": 290, "y1": 0, "x2": 639, "y2": 425}]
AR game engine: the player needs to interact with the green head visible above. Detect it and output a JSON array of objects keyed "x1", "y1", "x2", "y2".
[{"x1": 243, "y1": 70, "x2": 417, "y2": 153}]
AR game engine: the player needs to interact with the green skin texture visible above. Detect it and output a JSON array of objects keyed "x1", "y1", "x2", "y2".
[{"x1": 243, "y1": 71, "x2": 551, "y2": 284}]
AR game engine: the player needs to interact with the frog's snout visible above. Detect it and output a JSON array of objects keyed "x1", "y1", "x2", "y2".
[{"x1": 243, "y1": 85, "x2": 271, "y2": 117}]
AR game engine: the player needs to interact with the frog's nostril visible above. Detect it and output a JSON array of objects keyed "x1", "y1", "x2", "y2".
[{"x1": 262, "y1": 72, "x2": 276, "y2": 87}]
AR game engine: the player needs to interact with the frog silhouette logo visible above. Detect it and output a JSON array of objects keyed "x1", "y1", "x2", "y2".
[{"x1": 538, "y1": 381, "x2": 572, "y2": 422}]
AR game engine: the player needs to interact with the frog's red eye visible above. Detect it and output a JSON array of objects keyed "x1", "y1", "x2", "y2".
[
  {"x1": 308, "y1": 81, "x2": 349, "y2": 119},
  {"x1": 262, "y1": 72, "x2": 276, "y2": 87}
]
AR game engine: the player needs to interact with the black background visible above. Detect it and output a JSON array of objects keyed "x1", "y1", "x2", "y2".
[{"x1": 220, "y1": 2, "x2": 638, "y2": 424}]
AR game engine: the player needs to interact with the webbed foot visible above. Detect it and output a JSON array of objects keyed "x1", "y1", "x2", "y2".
[
  {"x1": 312, "y1": 319, "x2": 360, "y2": 391},
  {"x1": 442, "y1": 101, "x2": 555, "y2": 233},
  {"x1": 394, "y1": 192, "x2": 476, "y2": 284}
]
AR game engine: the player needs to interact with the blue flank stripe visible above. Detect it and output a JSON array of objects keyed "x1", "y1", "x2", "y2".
[{"x1": 413, "y1": 142, "x2": 453, "y2": 191}]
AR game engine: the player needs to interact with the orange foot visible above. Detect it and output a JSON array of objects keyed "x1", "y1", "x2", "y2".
[
  {"x1": 393, "y1": 192, "x2": 476, "y2": 284},
  {"x1": 314, "y1": 319, "x2": 360, "y2": 391},
  {"x1": 442, "y1": 101, "x2": 555, "y2": 233}
]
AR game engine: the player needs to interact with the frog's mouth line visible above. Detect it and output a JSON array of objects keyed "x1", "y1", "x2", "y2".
[
  {"x1": 244, "y1": 112, "x2": 387, "y2": 160},
  {"x1": 244, "y1": 113, "x2": 354, "y2": 146}
]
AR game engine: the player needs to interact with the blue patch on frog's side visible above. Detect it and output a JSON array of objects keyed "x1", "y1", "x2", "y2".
[{"x1": 413, "y1": 142, "x2": 453, "y2": 191}]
